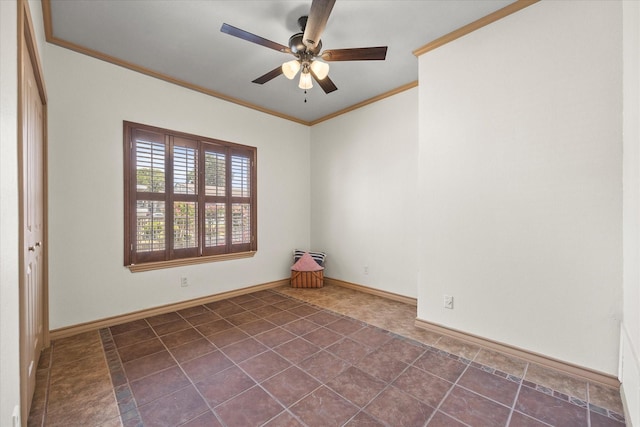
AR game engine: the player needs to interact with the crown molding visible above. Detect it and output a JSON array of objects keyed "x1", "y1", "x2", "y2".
[{"x1": 413, "y1": 0, "x2": 539, "y2": 57}]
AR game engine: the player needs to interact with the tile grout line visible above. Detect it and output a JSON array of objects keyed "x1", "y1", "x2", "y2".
[
  {"x1": 279, "y1": 288, "x2": 544, "y2": 426},
  {"x1": 229, "y1": 293, "x2": 351, "y2": 425},
  {"x1": 158, "y1": 300, "x2": 241, "y2": 425},
  {"x1": 277, "y1": 286, "x2": 627, "y2": 424},
  {"x1": 120, "y1": 303, "x2": 238, "y2": 423},
  {"x1": 98, "y1": 329, "x2": 132, "y2": 427},
  {"x1": 423, "y1": 354, "x2": 474, "y2": 427},
  {"x1": 254, "y1": 295, "x2": 382, "y2": 426},
  {"x1": 278, "y1": 288, "x2": 496, "y2": 425},
  {"x1": 40, "y1": 343, "x2": 54, "y2": 427},
  {"x1": 159, "y1": 298, "x2": 290, "y2": 424},
  {"x1": 330, "y1": 332, "x2": 426, "y2": 427},
  {"x1": 210, "y1": 295, "x2": 311, "y2": 426},
  {"x1": 99, "y1": 327, "x2": 142, "y2": 427},
  {"x1": 502, "y1": 361, "x2": 556, "y2": 427},
  {"x1": 154, "y1": 305, "x2": 227, "y2": 427},
  {"x1": 587, "y1": 382, "x2": 592, "y2": 427},
  {"x1": 147, "y1": 292, "x2": 321, "y2": 426},
  {"x1": 504, "y1": 361, "x2": 526, "y2": 426},
  {"x1": 212, "y1": 295, "x2": 397, "y2": 426},
  {"x1": 98, "y1": 287, "x2": 625, "y2": 427},
  {"x1": 585, "y1": 381, "x2": 626, "y2": 423},
  {"x1": 275, "y1": 314, "x2": 380, "y2": 425}
]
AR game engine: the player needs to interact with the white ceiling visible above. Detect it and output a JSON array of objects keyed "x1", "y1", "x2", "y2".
[{"x1": 45, "y1": 0, "x2": 513, "y2": 124}]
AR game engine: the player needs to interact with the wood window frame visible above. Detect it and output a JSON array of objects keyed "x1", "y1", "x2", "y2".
[{"x1": 123, "y1": 121, "x2": 257, "y2": 272}]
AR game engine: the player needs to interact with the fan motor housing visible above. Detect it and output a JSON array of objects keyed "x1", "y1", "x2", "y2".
[
  {"x1": 289, "y1": 33, "x2": 322, "y2": 55},
  {"x1": 289, "y1": 16, "x2": 322, "y2": 55},
  {"x1": 288, "y1": 33, "x2": 305, "y2": 54}
]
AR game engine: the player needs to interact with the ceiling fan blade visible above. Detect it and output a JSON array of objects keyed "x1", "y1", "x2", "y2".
[
  {"x1": 303, "y1": 0, "x2": 336, "y2": 52},
  {"x1": 310, "y1": 69, "x2": 338, "y2": 94},
  {"x1": 252, "y1": 66, "x2": 284, "y2": 84},
  {"x1": 221, "y1": 23, "x2": 291, "y2": 53},
  {"x1": 321, "y1": 46, "x2": 388, "y2": 61}
]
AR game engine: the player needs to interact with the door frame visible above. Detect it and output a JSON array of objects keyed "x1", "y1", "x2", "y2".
[{"x1": 17, "y1": 0, "x2": 49, "y2": 423}]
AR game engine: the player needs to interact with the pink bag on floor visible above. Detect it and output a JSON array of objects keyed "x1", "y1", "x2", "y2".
[{"x1": 291, "y1": 252, "x2": 324, "y2": 272}]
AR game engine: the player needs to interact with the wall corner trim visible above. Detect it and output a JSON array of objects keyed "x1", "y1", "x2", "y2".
[{"x1": 620, "y1": 385, "x2": 635, "y2": 427}]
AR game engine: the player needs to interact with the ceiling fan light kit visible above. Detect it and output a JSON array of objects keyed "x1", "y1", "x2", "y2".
[
  {"x1": 310, "y1": 60, "x2": 329, "y2": 80},
  {"x1": 282, "y1": 60, "x2": 301, "y2": 80},
  {"x1": 283, "y1": 58, "x2": 329, "y2": 90},
  {"x1": 299, "y1": 70, "x2": 314, "y2": 90},
  {"x1": 220, "y1": 0, "x2": 387, "y2": 96}
]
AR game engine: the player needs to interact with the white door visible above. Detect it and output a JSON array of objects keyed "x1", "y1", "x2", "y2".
[{"x1": 20, "y1": 22, "x2": 45, "y2": 423}]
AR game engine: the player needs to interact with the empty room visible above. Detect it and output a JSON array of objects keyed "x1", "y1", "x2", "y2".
[{"x1": 1, "y1": 0, "x2": 639, "y2": 426}]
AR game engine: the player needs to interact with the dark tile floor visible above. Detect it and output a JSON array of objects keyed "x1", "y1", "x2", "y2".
[{"x1": 28, "y1": 284, "x2": 626, "y2": 426}]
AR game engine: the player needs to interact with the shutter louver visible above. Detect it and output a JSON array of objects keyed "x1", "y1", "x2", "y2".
[
  {"x1": 134, "y1": 133, "x2": 167, "y2": 257},
  {"x1": 232, "y1": 203, "x2": 251, "y2": 244},
  {"x1": 231, "y1": 155, "x2": 250, "y2": 197},
  {"x1": 205, "y1": 150, "x2": 226, "y2": 196},
  {"x1": 136, "y1": 139, "x2": 165, "y2": 193},
  {"x1": 205, "y1": 203, "x2": 226, "y2": 247},
  {"x1": 173, "y1": 146, "x2": 197, "y2": 195},
  {"x1": 135, "y1": 200, "x2": 165, "y2": 252},
  {"x1": 174, "y1": 202, "x2": 198, "y2": 249},
  {"x1": 124, "y1": 122, "x2": 256, "y2": 267}
]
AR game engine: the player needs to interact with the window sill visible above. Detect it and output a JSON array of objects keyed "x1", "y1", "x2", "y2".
[{"x1": 127, "y1": 251, "x2": 256, "y2": 272}]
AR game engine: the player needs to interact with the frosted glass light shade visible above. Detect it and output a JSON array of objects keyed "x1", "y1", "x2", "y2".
[
  {"x1": 310, "y1": 60, "x2": 329, "y2": 80},
  {"x1": 298, "y1": 71, "x2": 313, "y2": 89},
  {"x1": 282, "y1": 60, "x2": 301, "y2": 79}
]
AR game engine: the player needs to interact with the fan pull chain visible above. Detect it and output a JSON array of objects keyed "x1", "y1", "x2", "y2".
[{"x1": 304, "y1": 90, "x2": 307, "y2": 103}]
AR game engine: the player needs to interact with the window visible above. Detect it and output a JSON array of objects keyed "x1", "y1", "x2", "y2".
[{"x1": 124, "y1": 122, "x2": 257, "y2": 270}]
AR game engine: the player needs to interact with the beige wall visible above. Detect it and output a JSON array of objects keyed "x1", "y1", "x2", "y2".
[
  {"x1": 417, "y1": 1, "x2": 622, "y2": 375},
  {"x1": 2, "y1": 1, "x2": 635, "y2": 425},
  {"x1": 0, "y1": 1, "x2": 21, "y2": 424},
  {"x1": 45, "y1": 43, "x2": 312, "y2": 329},
  {"x1": 310, "y1": 88, "x2": 419, "y2": 298},
  {"x1": 622, "y1": 1, "x2": 640, "y2": 425}
]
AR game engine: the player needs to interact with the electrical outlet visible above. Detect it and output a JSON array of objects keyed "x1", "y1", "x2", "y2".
[
  {"x1": 180, "y1": 277, "x2": 188, "y2": 287},
  {"x1": 444, "y1": 295, "x2": 454, "y2": 309},
  {"x1": 364, "y1": 265, "x2": 369, "y2": 275}
]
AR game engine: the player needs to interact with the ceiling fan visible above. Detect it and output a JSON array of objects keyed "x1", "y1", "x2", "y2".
[{"x1": 220, "y1": 0, "x2": 387, "y2": 94}]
